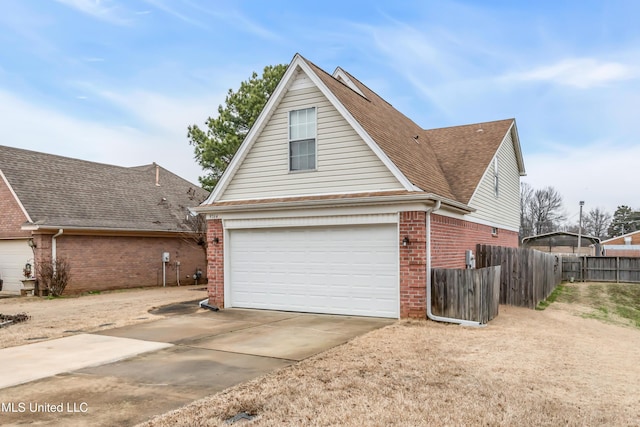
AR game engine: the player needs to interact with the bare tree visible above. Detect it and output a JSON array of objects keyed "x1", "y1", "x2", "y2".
[
  {"x1": 582, "y1": 208, "x2": 611, "y2": 240},
  {"x1": 526, "y1": 186, "x2": 566, "y2": 236},
  {"x1": 519, "y1": 182, "x2": 534, "y2": 240}
]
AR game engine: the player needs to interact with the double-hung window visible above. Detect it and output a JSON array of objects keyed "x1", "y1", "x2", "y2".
[{"x1": 289, "y1": 107, "x2": 316, "y2": 171}]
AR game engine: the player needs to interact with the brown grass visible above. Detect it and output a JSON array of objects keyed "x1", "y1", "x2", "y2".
[
  {"x1": 140, "y1": 286, "x2": 640, "y2": 426},
  {"x1": 0, "y1": 285, "x2": 207, "y2": 349}
]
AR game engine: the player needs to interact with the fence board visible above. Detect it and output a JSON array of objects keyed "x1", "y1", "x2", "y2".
[
  {"x1": 431, "y1": 266, "x2": 501, "y2": 324},
  {"x1": 476, "y1": 244, "x2": 562, "y2": 309},
  {"x1": 561, "y1": 257, "x2": 640, "y2": 283}
]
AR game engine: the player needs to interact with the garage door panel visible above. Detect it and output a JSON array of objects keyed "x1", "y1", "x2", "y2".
[{"x1": 229, "y1": 224, "x2": 399, "y2": 318}]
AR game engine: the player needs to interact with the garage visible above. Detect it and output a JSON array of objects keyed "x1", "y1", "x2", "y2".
[
  {"x1": 0, "y1": 239, "x2": 32, "y2": 292},
  {"x1": 228, "y1": 223, "x2": 399, "y2": 318}
]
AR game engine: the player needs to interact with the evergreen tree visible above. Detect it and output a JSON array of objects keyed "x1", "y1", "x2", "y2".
[{"x1": 188, "y1": 64, "x2": 287, "y2": 191}]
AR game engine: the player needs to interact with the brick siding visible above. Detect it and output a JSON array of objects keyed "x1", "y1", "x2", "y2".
[
  {"x1": 204, "y1": 212, "x2": 519, "y2": 319},
  {"x1": 431, "y1": 213, "x2": 518, "y2": 269},
  {"x1": 33, "y1": 233, "x2": 207, "y2": 294},
  {"x1": 206, "y1": 219, "x2": 224, "y2": 308}
]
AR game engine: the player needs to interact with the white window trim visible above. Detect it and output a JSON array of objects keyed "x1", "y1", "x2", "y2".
[{"x1": 288, "y1": 106, "x2": 318, "y2": 173}]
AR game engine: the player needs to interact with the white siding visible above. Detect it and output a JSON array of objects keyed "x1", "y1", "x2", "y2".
[
  {"x1": 219, "y1": 70, "x2": 402, "y2": 201},
  {"x1": 467, "y1": 130, "x2": 521, "y2": 230}
]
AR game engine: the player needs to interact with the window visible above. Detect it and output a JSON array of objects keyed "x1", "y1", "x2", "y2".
[
  {"x1": 493, "y1": 156, "x2": 499, "y2": 197},
  {"x1": 289, "y1": 107, "x2": 316, "y2": 171}
]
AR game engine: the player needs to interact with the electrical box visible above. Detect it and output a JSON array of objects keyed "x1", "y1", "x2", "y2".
[
  {"x1": 162, "y1": 252, "x2": 170, "y2": 262},
  {"x1": 465, "y1": 250, "x2": 476, "y2": 269}
]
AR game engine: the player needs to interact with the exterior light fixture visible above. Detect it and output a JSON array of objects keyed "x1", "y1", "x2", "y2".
[
  {"x1": 213, "y1": 237, "x2": 220, "y2": 244},
  {"x1": 402, "y1": 236, "x2": 410, "y2": 247},
  {"x1": 27, "y1": 238, "x2": 36, "y2": 248}
]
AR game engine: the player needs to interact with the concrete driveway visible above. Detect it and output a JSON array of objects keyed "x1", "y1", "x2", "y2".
[{"x1": 0, "y1": 307, "x2": 392, "y2": 426}]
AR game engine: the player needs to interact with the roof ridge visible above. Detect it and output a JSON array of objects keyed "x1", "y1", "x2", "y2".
[
  {"x1": 0, "y1": 144, "x2": 140, "y2": 172},
  {"x1": 424, "y1": 118, "x2": 514, "y2": 132}
]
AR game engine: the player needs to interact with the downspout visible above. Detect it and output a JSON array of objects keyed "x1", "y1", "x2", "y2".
[
  {"x1": 52, "y1": 229, "x2": 64, "y2": 261},
  {"x1": 425, "y1": 202, "x2": 483, "y2": 327},
  {"x1": 51, "y1": 229, "x2": 64, "y2": 275}
]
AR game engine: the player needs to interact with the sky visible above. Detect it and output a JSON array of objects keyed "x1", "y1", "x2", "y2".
[{"x1": 1, "y1": 0, "x2": 639, "y2": 224}]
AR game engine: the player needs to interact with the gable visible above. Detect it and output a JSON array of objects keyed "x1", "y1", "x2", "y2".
[
  {"x1": 0, "y1": 170, "x2": 30, "y2": 238},
  {"x1": 466, "y1": 127, "x2": 521, "y2": 231},
  {"x1": 218, "y1": 68, "x2": 404, "y2": 201}
]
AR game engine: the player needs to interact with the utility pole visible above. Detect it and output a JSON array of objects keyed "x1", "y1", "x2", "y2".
[{"x1": 577, "y1": 201, "x2": 584, "y2": 255}]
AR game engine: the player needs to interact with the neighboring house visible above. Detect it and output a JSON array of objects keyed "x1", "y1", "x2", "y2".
[
  {"x1": 0, "y1": 145, "x2": 209, "y2": 294},
  {"x1": 196, "y1": 54, "x2": 526, "y2": 319},
  {"x1": 521, "y1": 231, "x2": 600, "y2": 256},
  {"x1": 600, "y1": 230, "x2": 640, "y2": 257}
]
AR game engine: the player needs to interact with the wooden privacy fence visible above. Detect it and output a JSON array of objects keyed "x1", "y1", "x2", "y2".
[
  {"x1": 476, "y1": 244, "x2": 562, "y2": 309},
  {"x1": 431, "y1": 266, "x2": 501, "y2": 324},
  {"x1": 562, "y1": 257, "x2": 640, "y2": 283}
]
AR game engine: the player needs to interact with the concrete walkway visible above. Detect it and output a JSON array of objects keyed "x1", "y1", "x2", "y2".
[{"x1": 0, "y1": 308, "x2": 393, "y2": 426}]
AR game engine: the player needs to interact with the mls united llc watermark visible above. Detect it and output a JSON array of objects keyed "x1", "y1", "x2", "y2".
[{"x1": 1, "y1": 401, "x2": 88, "y2": 413}]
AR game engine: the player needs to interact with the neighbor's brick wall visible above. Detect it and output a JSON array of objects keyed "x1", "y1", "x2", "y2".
[
  {"x1": 0, "y1": 176, "x2": 30, "y2": 239},
  {"x1": 38, "y1": 234, "x2": 207, "y2": 294},
  {"x1": 431, "y1": 214, "x2": 518, "y2": 269},
  {"x1": 399, "y1": 211, "x2": 427, "y2": 318},
  {"x1": 603, "y1": 249, "x2": 640, "y2": 257},
  {"x1": 206, "y1": 219, "x2": 224, "y2": 307}
]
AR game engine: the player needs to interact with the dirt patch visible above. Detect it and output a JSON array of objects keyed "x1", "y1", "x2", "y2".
[
  {"x1": 0, "y1": 286, "x2": 208, "y2": 349},
  {"x1": 140, "y1": 298, "x2": 640, "y2": 426}
]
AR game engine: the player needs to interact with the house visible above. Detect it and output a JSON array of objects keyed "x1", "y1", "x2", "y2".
[
  {"x1": 196, "y1": 54, "x2": 526, "y2": 319},
  {"x1": 522, "y1": 231, "x2": 600, "y2": 256},
  {"x1": 600, "y1": 230, "x2": 640, "y2": 257},
  {"x1": 0, "y1": 145, "x2": 209, "y2": 294}
]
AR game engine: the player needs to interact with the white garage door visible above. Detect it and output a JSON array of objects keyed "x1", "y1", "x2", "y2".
[
  {"x1": 229, "y1": 224, "x2": 399, "y2": 318},
  {"x1": 0, "y1": 239, "x2": 32, "y2": 292}
]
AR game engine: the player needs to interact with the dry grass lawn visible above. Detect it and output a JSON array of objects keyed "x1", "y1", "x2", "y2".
[
  {"x1": 140, "y1": 283, "x2": 640, "y2": 427},
  {"x1": 0, "y1": 285, "x2": 207, "y2": 349},
  {"x1": 1, "y1": 282, "x2": 638, "y2": 426}
]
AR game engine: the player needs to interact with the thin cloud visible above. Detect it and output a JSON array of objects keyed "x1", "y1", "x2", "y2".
[
  {"x1": 55, "y1": 0, "x2": 131, "y2": 26},
  {"x1": 170, "y1": 0, "x2": 281, "y2": 40},
  {"x1": 142, "y1": 0, "x2": 206, "y2": 29},
  {"x1": 0, "y1": 88, "x2": 203, "y2": 184},
  {"x1": 504, "y1": 58, "x2": 638, "y2": 89}
]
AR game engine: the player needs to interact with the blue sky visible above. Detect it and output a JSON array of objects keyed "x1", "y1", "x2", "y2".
[{"x1": 1, "y1": 1, "x2": 638, "y2": 222}]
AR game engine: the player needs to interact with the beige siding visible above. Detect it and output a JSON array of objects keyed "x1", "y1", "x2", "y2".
[
  {"x1": 467, "y1": 130, "x2": 521, "y2": 230},
  {"x1": 220, "y1": 72, "x2": 402, "y2": 201}
]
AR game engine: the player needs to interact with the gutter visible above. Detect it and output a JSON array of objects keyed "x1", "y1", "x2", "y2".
[
  {"x1": 425, "y1": 202, "x2": 483, "y2": 327},
  {"x1": 196, "y1": 193, "x2": 474, "y2": 215}
]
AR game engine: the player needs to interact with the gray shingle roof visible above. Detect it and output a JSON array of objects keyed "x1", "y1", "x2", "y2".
[{"x1": 0, "y1": 145, "x2": 209, "y2": 232}]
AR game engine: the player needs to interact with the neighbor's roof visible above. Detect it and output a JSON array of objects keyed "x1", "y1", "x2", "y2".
[
  {"x1": 0, "y1": 145, "x2": 209, "y2": 232},
  {"x1": 522, "y1": 231, "x2": 600, "y2": 246}
]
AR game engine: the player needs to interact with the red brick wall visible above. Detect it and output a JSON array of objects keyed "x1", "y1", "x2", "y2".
[
  {"x1": 206, "y1": 219, "x2": 224, "y2": 307},
  {"x1": 603, "y1": 249, "x2": 640, "y2": 257},
  {"x1": 399, "y1": 211, "x2": 427, "y2": 318},
  {"x1": 431, "y1": 214, "x2": 519, "y2": 269},
  {"x1": 203, "y1": 213, "x2": 519, "y2": 319},
  {"x1": 0, "y1": 176, "x2": 30, "y2": 239},
  {"x1": 35, "y1": 233, "x2": 207, "y2": 294}
]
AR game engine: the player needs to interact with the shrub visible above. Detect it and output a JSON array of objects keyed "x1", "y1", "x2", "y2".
[{"x1": 37, "y1": 258, "x2": 71, "y2": 297}]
